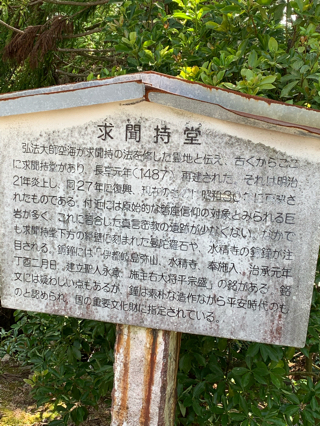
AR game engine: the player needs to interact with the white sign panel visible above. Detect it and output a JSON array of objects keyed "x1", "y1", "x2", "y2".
[{"x1": 1, "y1": 99, "x2": 320, "y2": 347}]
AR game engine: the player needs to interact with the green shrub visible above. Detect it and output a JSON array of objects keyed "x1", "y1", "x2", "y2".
[{"x1": 0, "y1": 313, "x2": 115, "y2": 425}]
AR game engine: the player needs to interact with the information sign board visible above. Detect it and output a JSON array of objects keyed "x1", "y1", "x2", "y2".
[{"x1": 1, "y1": 75, "x2": 320, "y2": 347}]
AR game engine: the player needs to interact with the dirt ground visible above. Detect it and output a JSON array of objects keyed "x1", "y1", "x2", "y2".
[{"x1": 0, "y1": 359, "x2": 112, "y2": 426}]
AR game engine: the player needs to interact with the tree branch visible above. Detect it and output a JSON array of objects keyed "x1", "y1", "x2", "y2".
[
  {"x1": 63, "y1": 27, "x2": 104, "y2": 38},
  {"x1": 69, "y1": 6, "x2": 90, "y2": 19},
  {"x1": 0, "y1": 19, "x2": 24, "y2": 34},
  {"x1": 288, "y1": 371, "x2": 320, "y2": 377},
  {"x1": 70, "y1": 53, "x2": 115, "y2": 60},
  {"x1": 57, "y1": 47, "x2": 114, "y2": 52},
  {"x1": 0, "y1": 8, "x2": 90, "y2": 37},
  {"x1": 30, "y1": 0, "x2": 110, "y2": 6},
  {"x1": 56, "y1": 69, "x2": 91, "y2": 77}
]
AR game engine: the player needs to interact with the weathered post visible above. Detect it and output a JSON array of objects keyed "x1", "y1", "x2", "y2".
[
  {"x1": 111, "y1": 326, "x2": 181, "y2": 426},
  {"x1": 1, "y1": 73, "x2": 320, "y2": 425}
]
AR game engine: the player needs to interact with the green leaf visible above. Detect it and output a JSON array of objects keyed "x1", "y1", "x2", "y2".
[
  {"x1": 212, "y1": 405, "x2": 224, "y2": 414},
  {"x1": 72, "y1": 346, "x2": 82, "y2": 360},
  {"x1": 208, "y1": 364, "x2": 224, "y2": 381},
  {"x1": 28, "y1": 356, "x2": 43, "y2": 365},
  {"x1": 173, "y1": 12, "x2": 192, "y2": 20},
  {"x1": 62, "y1": 326, "x2": 75, "y2": 337},
  {"x1": 223, "y1": 82, "x2": 236, "y2": 90},
  {"x1": 179, "y1": 354, "x2": 192, "y2": 373},
  {"x1": 307, "y1": 377, "x2": 314, "y2": 390},
  {"x1": 302, "y1": 408, "x2": 316, "y2": 425},
  {"x1": 268, "y1": 419, "x2": 287, "y2": 426},
  {"x1": 218, "y1": 338, "x2": 228, "y2": 351},
  {"x1": 192, "y1": 399, "x2": 203, "y2": 416},
  {"x1": 202, "y1": 70, "x2": 213, "y2": 81},
  {"x1": 285, "y1": 347, "x2": 296, "y2": 360},
  {"x1": 311, "y1": 396, "x2": 318, "y2": 412},
  {"x1": 285, "y1": 393, "x2": 300, "y2": 404},
  {"x1": 241, "y1": 68, "x2": 254, "y2": 80},
  {"x1": 71, "y1": 385, "x2": 81, "y2": 400},
  {"x1": 194, "y1": 353, "x2": 206, "y2": 367},
  {"x1": 217, "y1": 70, "x2": 226, "y2": 81},
  {"x1": 248, "y1": 50, "x2": 258, "y2": 68},
  {"x1": 260, "y1": 75, "x2": 277, "y2": 84},
  {"x1": 259, "y1": 83, "x2": 276, "y2": 90},
  {"x1": 284, "y1": 405, "x2": 299, "y2": 416},
  {"x1": 280, "y1": 80, "x2": 299, "y2": 97},
  {"x1": 245, "y1": 356, "x2": 253, "y2": 369},
  {"x1": 240, "y1": 395, "x2": 248, "y2": 414},
  {"x1": 70, "y1": 406, "x2": 88, "y2": 425},
  {"x1": 241, "y1": 372, "x2": 252, "y2": 388},
  {"x1": 292, "y1": 60, "x2": 304, "y2": 70},
  {"x1": 259, "y1": 345, "x2": 269, "y2": 362},
  {"x1": 143, "y1": 40, "x2": 154, "y2": 48},
  {"x1": 270, "y1": 373, "x2": 281, "y2": 388},
  {"x1": 233, "y1": 367, "x2": 249, "y2": 376},
  {"x1": 205, "y1": 21, "x2": 220, "y2": 30},
  {"x1": 307, "y1": 73, "x2": 320, "y2": 81},
  {"x1": 268, "y1": 37, "x2": 278, "y2": 53},
  {"x1": 222, "y1": 414, "x2": 229, "y2": 426},
  {"x1": 182, "y1": 395, "x2": 193, "y2": 408},
  {"x1": 252, "y1": 372, "x2": 267, "y2": 384},
  {"x1": 306, "y1": 23, "x2": 316, "y2": 36},
  {"x1": 115, "y1": 44, "x2": 132, "y2": 52},
  {"x1": 271, "y1": 368, "x2": 285, "y2": 375},
  {"x1": 253, "y1": 365, "x2": 269, "y2": 375},
  {"x1": 257, "y1": 4, "x2": 267, "y2": 20},
  {"x1": 220, "y1": 5, "x2": 242, "y2": 13},
  {"x1": 230, "y1": 413, "x2": 246, "y2": 421},
  {"x1": 251, "y1": 404, "x2": 263, "y2": 417},
  {"x1": 139, "y1": 49, "x2": 154, "y2": 63},
  {"x1": 274, "y1": 3, "x2": 286, "y2": 21},
  {"x1": 87, "y1": 72, "x2": 95, "y2": 81},
  {"x1": 193, "y1": 381, "x2": 206, "y2": 398},
  {"x1": 315, "y1": 381, "x2": 320, "y2": 393},
  {"x1": 300, "y1": 65, "x2": 310, "y2": 74},
  {"x1": 295, "y1": 0, "x2": 304, "y2": 12},
  {"x1": 129, "y1": 32, "x2": 137, "y2": 42},
  {"x1": 246, "y1": 343, "x2": 260, "y2": 357},
  {"x1": 178, "y1": 401, "x2": 186, "y2": 417}
]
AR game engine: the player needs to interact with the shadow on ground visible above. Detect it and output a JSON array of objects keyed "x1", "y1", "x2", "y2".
[{"x1": 0, "y1": 358, "x2": 112, "y2": 426}]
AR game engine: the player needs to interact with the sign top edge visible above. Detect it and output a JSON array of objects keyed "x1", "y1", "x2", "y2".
[{"x1": 0, "y1": 71, "x2": 320, "y2": 135}]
